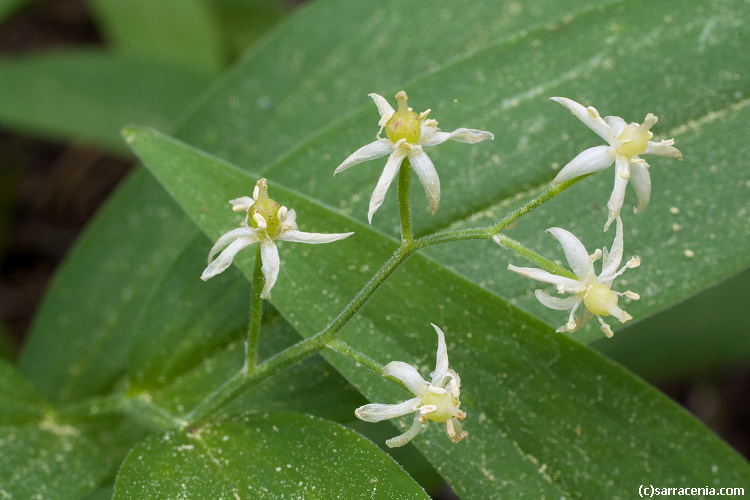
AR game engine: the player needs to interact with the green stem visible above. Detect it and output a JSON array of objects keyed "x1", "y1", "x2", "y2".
[
  {"x1": 397, "y1": 158, "x2": 413, "y2": 243},
  {"x1": 58, "y1": 393, "x2": 186, "y2": 432},
  {"x1": 185, "y1": 243, "x2": 419, "y2": 426},
  {"x1": 492, "y1": 233, "x2": 576, "y2": 279},
  {"x1": 246, "y1": 245, "x2": 265, "y2": 370},
  {"x1": 328, "y1": 339, "x2": 410, "y2": 393}
]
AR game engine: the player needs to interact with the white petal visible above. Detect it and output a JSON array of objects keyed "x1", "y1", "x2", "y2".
[
  {"x1": 645, "y1": 139, "x2": 682, "y2": 159},
  {"x1": 229, "y1": 196, "x2": 254, "y2": 209},
  {"x1": 546, "y1": 227, "x2": 595, "y2": 280},
  {"x1": 420, "y1": 127, "x2": 494, "y2": 147},
  {"x1": 605, "y1": 157, "x2": 630, "y2": 231},
  {"x1": 604, "y1": 115, "x2": 627, "y2": 137},
  {"x1": 408, "y1": 148, "x2": 440, "y2": 214},
  {"x1": 552, "y1": 145, "x2": 615, "y2": 184},
  {"x1": 386, "y1": 413, "x2": 428, "y2": 448},
  {"x1": 508, "y1": 264, "x2": 584, "y2": 293},
  {"x1": 429, "y1": 324, "x2": 449, "y2": 385},
  {"x1": 334, "y1": 139, "x2": 393, "y2": 175},
  {"x1": 201, "y1": 236, "x2": 257, "y2": 280},
  {"x1": 206, "y1": 227, "x2": 262, "y2": 262},
  {"x1": 354, "y1": 398, "x2": 421, "y2": 423},
  {"x1": 600, "y1": 217, "x2": 624, "y2": 279},
  {"x1": 368, "y1": 148, "x2": 406, "y2": 223},
  {"x1": 629, "y1": 162, "x2": 652, "y2": 214},
  {"x1": 383, "y1": 361, "x2": 429, "y2": 397},
  {"x1": 534, "y1": 290, "x2": 579, "y2": 310},
  {"x1": 259, "y1": 241, "x2": 279, "y2": 299},
  {"x1": 550, "y1": 97, "x2": 616, "y2": 143},
  {"x1": 276, "y1": 230, "x2": 354, "y2": 244},
  {"x1": 368, "y1": 93, "x2": 396, "y2": 126},
  {"x1": 284, "y1": 209, "x2": 298, "y2": 230}
]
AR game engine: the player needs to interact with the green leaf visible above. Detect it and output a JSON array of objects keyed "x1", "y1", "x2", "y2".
[
  {"x1": 0, "y1": 0, "x2": 27, "y2": 23},
  {"x1": 0, "y1": 51, "x2": 211, "y2": 153},
  {"x1": 86, "y1": 0, "x2": 226, "y2": 74},
  {"x1": 124, "y1": 126, "x2": 750, "y2": 498},
  {"x1": 0, "y1": 360, "x2": 110, "y2": 498},
  {"x1": 113, "y1": 412, "x2": 429, "y2": 499},
  {"x1": 18, "y1": 171, "x2": 199, "y2": 403}
]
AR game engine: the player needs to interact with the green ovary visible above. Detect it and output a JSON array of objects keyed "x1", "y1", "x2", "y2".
[
  {"x1": 421, "y1": 391, "x2": 459, "y2": 423},
  {"x1": 583, "y1": 282, "x2": 619, "y2": 316},
  {"x1": 385, "y1": 91, "x2": 421, "y2": 144},
  {"x1": 249, "y1": 188, "x2": 282, "y2": 235}
]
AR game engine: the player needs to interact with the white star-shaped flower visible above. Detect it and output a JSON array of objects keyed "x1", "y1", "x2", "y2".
[
  {"x1": 551, "y1": 97, "x2": 682, "y2": 231},
  {"x1": 355, "y1": 324, "x2": 468, "y2": 448},
  {"x1": 503, "y1": 217, "x2": 640, "y2": 338},
  {"x1": 201, "y1": 179, "x2": 353, "y2": 298},
  {"x1": 335, "y1": 91, "x2": 494, "y2": 223}
]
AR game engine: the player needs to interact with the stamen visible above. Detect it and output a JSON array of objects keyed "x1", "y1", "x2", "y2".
[
  {"x1": 625, "y1": 290, "x2": 640, "y2": 300},
  {"x1": 253, "y1": 213, "x2": 267, "y2": 229},
  {"x1": 590, "y1": 249, "x2": 603, "y2": 262}
]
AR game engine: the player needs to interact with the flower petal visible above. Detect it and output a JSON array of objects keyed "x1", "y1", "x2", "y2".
[
  {"x1": 420, "y1": 127, "x2": 494, "y2": 147},
  {"x1": 507, "y1": 264, "x2": 584, "y2": 293},
  {"x1": 201, "y1": 235, "x2": 258, "y2": 280},
  {"x1": 629, "y1": 162, "x2": 652, "y2": 214},
  {"x1": 552, "y1": 145, "x2": 615, "y2": 184},
  {"x1": 354, "y1": 398, "x2": 421, "y2": 423},
  {"x1": 444, "y1": 417, "x2": 469, "y2": 444},
  {"x1": 429, "y1": 324, "x2": 449, "y2": 385},
  {"x1": 604, "y1": 115, "x2": 627, "y2": 137},
  {"x1": 551, "y1": 97, "x2": 616, "y2": 144},
  {"x1": 206, "y1": 227, "x2": 262, "y2": 262},
  {"x1": 645, "y1": 139, "x2": 682, "y2": 159},
  {"x1": 229, "y1": 196, "x2": 254, "y2": 209},
  {"x1": 368, "y1": 93, "x2": 396, "y2": 126},
  {"x1": 600, "y1": 217, "x2": 624, "y2": 279},
  {"x1": 534, "y1": 290, "x2": 579, "y2": 311},
  {"x1": 383, "y1": 361, "x2": 429, "y2": 397},
  {"x1": 276, "y1": 230, "x2": 354, "y2": 244},
  {"x1": 367, "y1": 148, "x2": 406, "y2": 223},
  {"x1": 604, "y1": 157, "x2": 630, "y2": 231},
  {"x1": 408, "y1": 148, "x2": 440, "y2": 214},
  {"x1": 571, "y1": 307, "x2": 594, "y2": 331},
  {"x1": 334, "y1": 139, "x2": 393, "y2": 175},
  {"x1": 259, "y1": 240, "x2": 279, "y2": 299},
  {"x1": 385, "y1": 413, "x2": 428, "y2": 448},
  {"x1": 546, "y1": 227, "x2": 595, "y2": 280}
]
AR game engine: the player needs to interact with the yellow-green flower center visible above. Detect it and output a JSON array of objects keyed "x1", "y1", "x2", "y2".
[
  {"x1": 616, "y1": 114, "x2": 657, "y2": 158},
  {"x1": 248, "y1": 180, "x2": 282, "y2": 236},
  {"x1": 583, "y1": 282, "x2": 619, "y2": 316},
  {"x1": 421, "y1": 390, "x2": 460, "y2": 423},
  {"x1": 385, "y1": 91, "x2": 421, "y2": 144}
]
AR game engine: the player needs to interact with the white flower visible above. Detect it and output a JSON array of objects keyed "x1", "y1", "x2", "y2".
[
  {"x1": 503, "y1": 217, "x2": 640, "y2": 338},
  {"x1": 355, "y1": 324, "x2": 468, "y2": 448},
  {"x1": 201, "y1": 179, "x2": 353, "y2": 298},
  {"x1": 335, "y1": 91, "x2": 493, "y2": 223},
  {"x1": 551, "y1": 97, "x2": 682, "y2": 231}
]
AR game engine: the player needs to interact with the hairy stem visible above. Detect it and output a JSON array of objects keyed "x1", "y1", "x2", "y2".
[
  {"x1": 246, "y1": 245, "x2": 265, "y2": 370},
  {"x1": 398, "y1": 159, "x2": 413, "y2": 243}
]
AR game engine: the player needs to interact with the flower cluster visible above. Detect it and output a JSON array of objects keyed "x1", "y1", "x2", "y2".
[{"x1": 201, "y1": 91, "x2": 681, "y2": 448}]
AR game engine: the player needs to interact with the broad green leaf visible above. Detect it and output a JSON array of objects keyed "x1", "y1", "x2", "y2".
[
  {"x1": 113, "y1": 412, "x2": 429, "y2": 499},
  {"x1": 0, "y1": 360, "x2": 110, "y2": 499},
  {"x1": 125, "y1": 126, "x2": 750, "y2": 498},
  {"x1": 18, "y1": 170, "x2": 199, "y2": 403},
  {"x1": 87, "y1": 0, "x2": 226, "y2": 74},
  {"x1": 0, "y1": 50, "x2": 210, "y2": 153}
]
